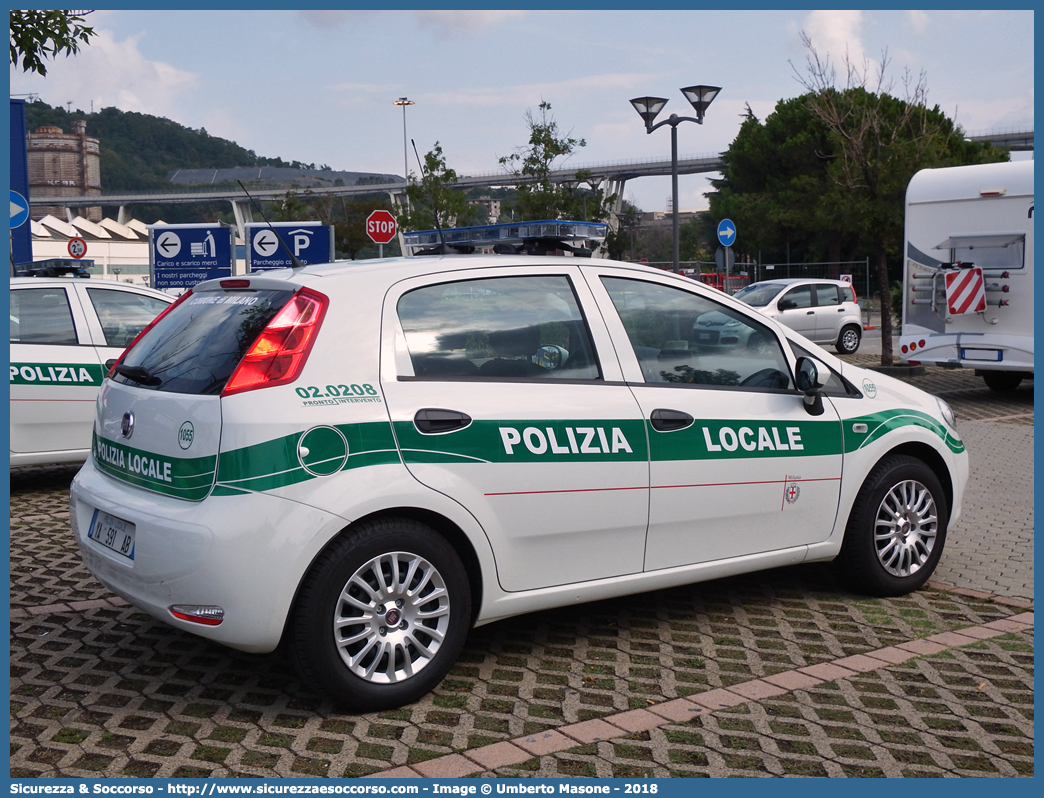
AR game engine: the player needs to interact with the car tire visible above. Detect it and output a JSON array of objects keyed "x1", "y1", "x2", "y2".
[
  {"x1": 290, "y1": 517, "x2": 472, "y2": 711},
  {"x1": 982, "y1": 371, "x2": 1023, "y2": 392},
  {"x1": 835, "y1": 324, "x2": 862, "y2": 354},
  {"x1": 835, "y1": 455, "x2": 948, "y2": 597}
]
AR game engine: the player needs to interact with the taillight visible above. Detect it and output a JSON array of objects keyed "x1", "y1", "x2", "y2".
[
  {"x1": 107, "y1": 289, "x2": 194, "y2": 378},
  {"x1": 222, "y1": 287, "x2": 328, "y2": 396}
]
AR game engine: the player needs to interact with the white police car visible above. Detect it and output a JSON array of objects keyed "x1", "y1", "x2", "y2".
[
  {"x1": 11, "y1": 273, "x2": 173, "y2": 467},
  {"x1": 69, "y1": 222, "x2": 967, "y2": 711}
]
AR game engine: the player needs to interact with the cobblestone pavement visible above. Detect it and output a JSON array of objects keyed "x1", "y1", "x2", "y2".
[{"x1": 9, "y1": 366, "x2": 1033, "y2": 779}]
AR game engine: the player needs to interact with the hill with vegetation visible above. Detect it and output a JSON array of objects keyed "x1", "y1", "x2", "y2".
[{"x1": 24, "y1": 100, "x2": 349, "y2": 224}]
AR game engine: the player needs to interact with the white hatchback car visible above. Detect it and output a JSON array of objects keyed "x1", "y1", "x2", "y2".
[
  {"x1": 10, "y1": 276, "x2": 173, "y2": 467},
  {"x1": 70, "y1": 250, "x2": 967, "y2": 711},
  {"x1": 734, "y1": 278, "x2": 863, "y2": 354}
]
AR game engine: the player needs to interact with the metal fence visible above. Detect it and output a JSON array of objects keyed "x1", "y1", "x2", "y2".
[{"x1": 638, "y1": 258, "x2": 873, "y2": 299}]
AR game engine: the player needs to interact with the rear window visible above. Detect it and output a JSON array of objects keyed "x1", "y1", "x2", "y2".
[{"x1": 111, "y1": 288, "x2": 294, "y2": 394}]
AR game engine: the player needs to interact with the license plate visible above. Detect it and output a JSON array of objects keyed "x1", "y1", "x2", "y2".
[
  {"x1": 88, "y1": 509, "x2": 136, "y2": 560},
  {"x1": 697, "y1": 332, "x2": 712, "y2": 340},
  {"x1": 961, "y1": 349, "x2": 1002, "y2": 362}
]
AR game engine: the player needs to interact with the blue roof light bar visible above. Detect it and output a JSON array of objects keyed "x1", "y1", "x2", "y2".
[{"x1": 403, "y1": 219, "x2": 608, "y2": 256}]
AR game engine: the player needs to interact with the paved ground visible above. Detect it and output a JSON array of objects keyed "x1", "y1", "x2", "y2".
[{"x1": 9, "y1": 365, "x2": 1033, "y2": 779}]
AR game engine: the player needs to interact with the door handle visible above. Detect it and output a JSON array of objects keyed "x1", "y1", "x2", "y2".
[
  {"x1": 650, "y1": 408, "x2": 694, "y2": 432},
  {"x1": 806, "y1": 310, "x2": 815, "y2": 315},
  {"x1": 414, "y1": 408, "x2": 472, "y2": 434}
]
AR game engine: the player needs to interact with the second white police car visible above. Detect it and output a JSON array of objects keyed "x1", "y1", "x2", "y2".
[{"x1": 70, "y1": 226, "x2": 967, "y2": 711}]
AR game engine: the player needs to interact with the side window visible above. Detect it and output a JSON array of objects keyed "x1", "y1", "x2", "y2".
[
  {"x1": 815, "y1": 284, "x2": 841, "y2": 306},
  {"x1": 397, "y1": 275, "x2": 601, "y2": 381},
  {"x1": 10, "y1": 288, "x2": 78, "y2": 345},
  {"x1": 840, "y1": 285, "x2": 856, "y2": 303},
  {"x1": 86, "y1": 288, "x2": 172, "y2": 348},
  {"x1": 780, "y1": 284, "x2": 812, "y2": 309},
  {"x1": 601, "y1": 276, "x2": 793, "y2": 390}
]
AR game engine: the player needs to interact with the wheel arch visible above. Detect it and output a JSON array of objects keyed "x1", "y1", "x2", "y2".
[
  {"x1": 877, "y1": 440, "x2": 954, "y2": 519},
  {"x1": 279, "y1": 505, "x2": 485, "y2": 647}
]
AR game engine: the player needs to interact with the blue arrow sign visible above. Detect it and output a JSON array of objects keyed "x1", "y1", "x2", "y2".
[
  {"x1": 246, "y1": 222, "x2": 333, "y2": 272},
  {"x1": 717, "y1": 218, "x2": 736, "y2": 247},
  {"x1": 10, "y1": 190, "x2": 30, "y2": 229},
  {"x1": 150, "y1": 224, "x2": 233, "y2": 291}
]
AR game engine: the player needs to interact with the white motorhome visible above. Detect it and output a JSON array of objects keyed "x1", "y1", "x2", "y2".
[{"x1": 900, "y1": 159, "x2": 1033, "y2": 391}]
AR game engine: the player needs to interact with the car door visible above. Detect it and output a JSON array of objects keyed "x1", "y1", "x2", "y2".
[
  {"x1": 774, "y1": 283, "x2": 817, "y2": 338},
  {"x1": 587, "y1": 269, "x2": 844, "y2": 570},
  {"x1": 812, "y1": 283, "x2": 845, "y2": 342},
  {"x1": 9, "y1": 283, "x2": 106, "y2": 457},
  {"x1": 380, "y1": 265, "x2": 650, "y2": 592}
]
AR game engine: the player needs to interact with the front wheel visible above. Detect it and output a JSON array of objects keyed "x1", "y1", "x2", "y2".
[
  {"x1": 836, "y1": 455, "x2": 948, "y2": 596},
  {"x1": 290, "y1": 517, "x2": 472, "y2": 711},
  {"x1": 835, "y1": 324, "x2": 862, "y2": 354}
]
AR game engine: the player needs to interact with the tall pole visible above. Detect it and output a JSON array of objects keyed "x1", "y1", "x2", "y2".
[
  {"x1": 671, "y1": 121, "x2": 679, "y2": 272},
  {"x1": 394, "y1": 98, "x2": 414, "y2": 213}
]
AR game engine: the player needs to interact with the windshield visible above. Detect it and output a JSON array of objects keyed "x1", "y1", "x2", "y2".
[
  {"x1": 111, "y1": 288, "x2": 294, "y2": 395},
  {"x1": 734, "y1": 283, "x2": 786, "y2": 307}
]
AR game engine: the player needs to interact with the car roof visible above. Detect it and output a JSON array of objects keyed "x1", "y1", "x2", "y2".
[
  {"x1": 198, "y1": 254, "x2": 691, "y2": 292},
  {"x1": 10, "y1": 276, "x2": 173, "y2": 300},
  {"x1": 747, "y1": 277, "x2": 852, "y2": 287}
]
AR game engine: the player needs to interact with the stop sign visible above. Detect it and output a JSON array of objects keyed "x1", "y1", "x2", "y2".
[{"x1": 366, "y1": 210, "x2": 397, "y2": 245}]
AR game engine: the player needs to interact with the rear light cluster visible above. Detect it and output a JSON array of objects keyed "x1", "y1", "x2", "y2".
[
  {"x1": 900, "y1": 339, "x2": 927, "y2": 355},
  {"x1": 222, "y1": 286, "x2": 329, "y2": 396}
]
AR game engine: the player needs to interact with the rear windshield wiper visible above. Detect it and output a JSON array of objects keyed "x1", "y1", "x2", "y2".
[{"x1": 114, "y1": 363, "x2": 161, "y2": 387}]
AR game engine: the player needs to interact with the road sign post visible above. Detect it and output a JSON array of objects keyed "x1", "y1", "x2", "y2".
[
  {"x1": 716, "y1": 219, "x2": 737, "y2": 292},
  {"x1": 366, "y1": 210, "x2": 397, "y2": 258}
]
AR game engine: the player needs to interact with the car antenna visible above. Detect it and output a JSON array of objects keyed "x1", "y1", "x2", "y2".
[
  {"x1": 237, "y1": 180, "x2": 307, "y2": 269},
  {"x1": 410, "y1": 139, "x2": 447, "y2": 253}
]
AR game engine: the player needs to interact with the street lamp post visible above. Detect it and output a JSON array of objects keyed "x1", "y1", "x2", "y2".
[
  {"x1": 393, "y1": 97, "x2": 414, "y2": 213},
  {"x1": 630, "y1": 86, "x2": 720, "y2": 271}
]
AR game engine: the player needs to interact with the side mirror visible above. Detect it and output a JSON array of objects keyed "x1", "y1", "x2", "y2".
[
  {"x1": 795, "y1": 356, "x2": 826, "y2": 416},
  {"x1": 777, "y1": 299, "x2": 797, "y2": 311}
]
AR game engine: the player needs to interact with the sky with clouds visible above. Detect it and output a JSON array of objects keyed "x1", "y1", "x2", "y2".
[{"x1": 10, "y1": 8, "x2": 1034, "y2": 213}]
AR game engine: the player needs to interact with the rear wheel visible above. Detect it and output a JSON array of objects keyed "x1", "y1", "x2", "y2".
[
  {"x1": 290, "y1": 517, "x2": 471, "y2": 711},
  {"x1": 835, "y1": 324, "x2": 862, "y2": 354},
  {"x1": 982, "y1": 371, "x2": 1024, "y2": 392},
  {"x1": 836, "y1": 455, "x2": 948, "y2": 596}
]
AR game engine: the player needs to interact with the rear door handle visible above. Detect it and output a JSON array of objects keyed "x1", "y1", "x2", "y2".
[
  {"x1": 650, "y1": 408, "x2": 694, "y2": 432},
  {"x1": 414, "y1": 408, "x2": 472, "y2": 434}
]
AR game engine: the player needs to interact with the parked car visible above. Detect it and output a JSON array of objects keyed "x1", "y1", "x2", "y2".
[
  {"x1": 734, "y1": 278, "x2": 863, "y2": 354},
  {"x1": 70, "y1": 250, "x2": 966, "y2": 711},
  {"x1": 10, "y1": 276, "x2": 173, "y2": 467}
]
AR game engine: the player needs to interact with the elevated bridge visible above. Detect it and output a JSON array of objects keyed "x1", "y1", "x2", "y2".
[{"x1": 29, "y1": 128, "x2": 1031, "y2": 237}]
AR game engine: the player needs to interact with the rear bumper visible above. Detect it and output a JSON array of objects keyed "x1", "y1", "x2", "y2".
[
  {"x1": 70, "y1": 457, "x2": 350, "y2": 652},
  {"x1": 899, "y1": 332, "x2": 1033, "y2": 372}
]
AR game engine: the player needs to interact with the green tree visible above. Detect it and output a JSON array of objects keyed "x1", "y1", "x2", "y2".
[
  {"x1": 10, "y1": 10, "x2": 96, "y2": 76},
  {"x1": 400, "y1": 142, "x2": 476, "y2": 232},
  {"x1": 794, "y1": 34, "x2": 1007, "y2": 364},
  {"x1": 500, "y1": 102, "x2": 614, "y2": 222},
  {"x1": 709, "y1": 97, "x2": 847, "y2": 267}
]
